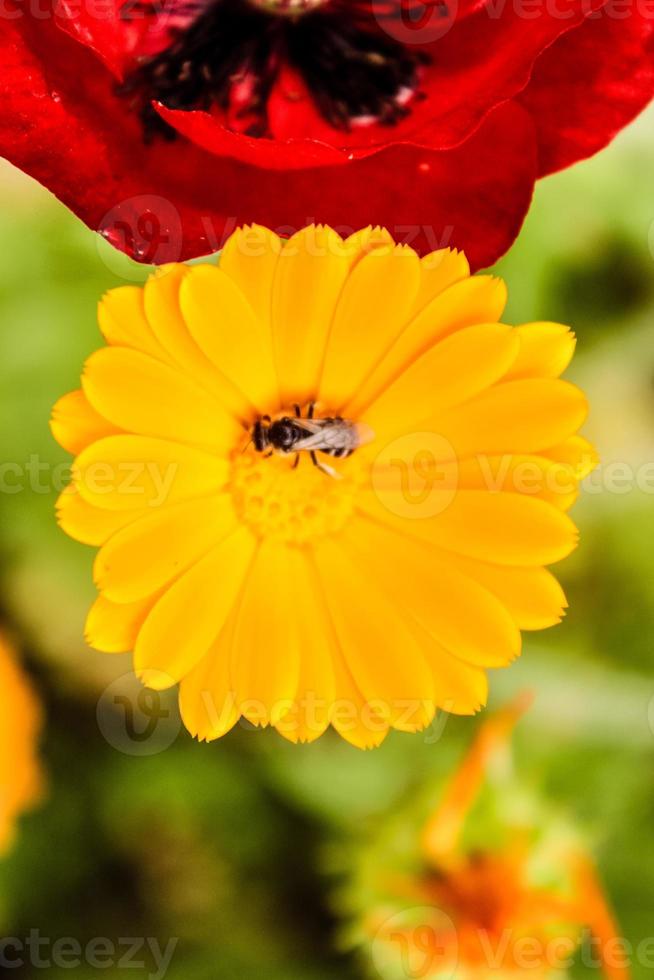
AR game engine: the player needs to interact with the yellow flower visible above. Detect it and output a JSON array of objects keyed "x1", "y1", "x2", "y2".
[
  {"x1": 0, "y1": 633, "x2": 43, "y2": 853},
  {"x1": 354, "y1": 700, "x2": 628, "y2": 980},
  {"x1": 51, "y1": 225, "x2": 595, "y2": 748}
]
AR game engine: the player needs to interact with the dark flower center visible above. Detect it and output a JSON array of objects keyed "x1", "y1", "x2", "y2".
[
  {"x1": 119, "y1": 0, "x2": 431, "y2": 141},
  {"x1": 246, "y1": 0, "x2": 330, "y2": 14}
]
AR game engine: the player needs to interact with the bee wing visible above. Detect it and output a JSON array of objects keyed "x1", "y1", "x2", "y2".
[
  {"x1": 354, "y1": 422, "x2": 375, "y2": 448},
  {"x1": 293, "y1": 429, "x2": 337, "y2": 452},
  {"x1": 294, "y1": 420, "x2": 374, "y2": 453},
  {"x1": 289, "y1": 419, "x2": 330, "y2": 452},
  {"x1": 294, "y1": 419, "x2": 329, "y2": 436}
]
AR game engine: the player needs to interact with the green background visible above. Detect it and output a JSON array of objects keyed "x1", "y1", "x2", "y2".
[{"x1": 1, "y1": 105, "x2": 653, "y2": 978}]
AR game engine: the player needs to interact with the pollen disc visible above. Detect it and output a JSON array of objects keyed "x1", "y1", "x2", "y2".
[{"x1": 230, "y1": 450, "x2": 365, "y2": 545}]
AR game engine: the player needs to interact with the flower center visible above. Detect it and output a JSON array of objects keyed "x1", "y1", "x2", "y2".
[
  {"x1": 229, "y1": 445, "x2": 365, "y2": 545},
  {"x1": 426, "y1": 854, "x2": 522, "y2": 932},
  {"x1": 119, "y1": 0, "x2": 430, "y2": 139}
]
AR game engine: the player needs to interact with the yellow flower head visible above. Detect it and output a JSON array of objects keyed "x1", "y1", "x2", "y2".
[
  {"x1": 0, "y1": 633, "x2": 43, "y2": 853},
  {"x1": 51, "y1": 225, "x2": 596, "y2": 748},
  {"x1": 353, "y1": 700, "x2": 628, "y2": 980}
]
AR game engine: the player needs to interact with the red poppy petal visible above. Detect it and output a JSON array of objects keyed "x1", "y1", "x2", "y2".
[
  {"x1": 520, "y1": 4, "x2": 654, "y2": 176},
  {"x1": 55, "y1": 0, "x2": 185, "y2": 78},
  {"x1": 155, "y1": 103, "x2": 349, "y2": 170},
  {"x1": 1, "y1": 10, "x2": 534, "y2": 268},
  {"x1": 368, "y1": 0, "x2": 604, "y2": 153},
  {"x1": 109, "y1": 102, "x2": 534, "y2": 270}
]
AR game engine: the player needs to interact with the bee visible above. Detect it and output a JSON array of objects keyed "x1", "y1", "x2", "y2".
[{"x1": 251, "y1": 403, "x2": 373, "y2": 478}]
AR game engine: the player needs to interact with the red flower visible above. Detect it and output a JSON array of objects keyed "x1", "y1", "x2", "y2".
[{"x1": 2, "y1": 0, "x2": 652, "y2": 268}]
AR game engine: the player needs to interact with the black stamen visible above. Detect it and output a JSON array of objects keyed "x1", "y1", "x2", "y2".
[
  {"x1": 118, "y1": 0, "x2": 432, "y2": 140},
  {"x1": 288, "y1": 17, "x2": 429, "y2": 130}
]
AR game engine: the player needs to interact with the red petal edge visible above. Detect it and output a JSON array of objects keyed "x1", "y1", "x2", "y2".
[{"x1": 521, "y1": 2, "x2": 654, "y2": 176}]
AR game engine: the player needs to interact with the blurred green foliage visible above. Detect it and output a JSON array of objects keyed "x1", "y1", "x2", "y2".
[{"x1": 1, "y1": 106, "x2": 654, "y2": 978}]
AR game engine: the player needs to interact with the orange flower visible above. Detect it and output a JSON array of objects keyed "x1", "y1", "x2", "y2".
[
  {"x1": 356, "y1": 699, "x2": 629, "y2": 979},
  {"x1": 0, "y1": 633, "x2": 43, "y2": 854}
]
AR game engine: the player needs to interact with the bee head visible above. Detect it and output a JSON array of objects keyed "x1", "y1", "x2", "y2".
[{"x1": 252, "y1": 418, "x2": 270, "y2": 452}]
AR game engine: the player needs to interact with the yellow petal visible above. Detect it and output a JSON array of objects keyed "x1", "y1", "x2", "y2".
[
  {"x1": 179, "y1": 607, "x2": 240, "y2": 742},
  {"x1": 433, "y1": 379, "x2": 589, "y2": 457},
  {"x1": 305, "y1": 551, "x2": 390, "y2": 750},
  {"x1": 143, "y1": 265, "x2": 252, "y2": 420},
  {"x1": 456, "y1": 454, "x2": 579, "y2": 511},
  {"x1": 544, "y1": 435, "x2": 599, "y2": 479},
  {"x1": 98, "y1": 286, "x2": 169, "y2": 360},
  {"x1": 271, "y1": 226, "x2": 353, "y2": 406},
  {"x1": 82, "y1": 347, "x2": 241, "y2": 455},
  {"x1": 328, "y1": 666, "x2": 390, "y2": 749},
  {"x1": 410, "y1": 248, "x2": 471, "y2": 317},
  {"x1": 358, "y1": 488, "x2": 579, "y2": 566},
  {"x1": 404, "y1": 273, "x2": 507, "y2": 342},
  {"x1": 362, "y1": 324, "x2": 520, "y2": 440},
  {"x1": 230, "y1": 540, "x2": 302, "y2": 727},
  {"x1": 134, "y1": 527, "x2": 256, "y2": 688},
  {"x1": 319, "y1": 245, "x2": 421, "y2": 411},
  {"x1": 50, "y1": 389, "x2": 122, "y2": 455},
  {"x1": 343, "y1": 225, "x2": 394, "y2": 264},
  {"x1": 94, "y1": 493, "x2": 237, "y2": 603},
  {"x1": 313, "y1": 536, "x2": 435, "y2": 732},
  {"x1": 56, "y1": 487, "x2": 144, "y2": 546},
  {"x1": 444, "y1": 553, "x2": 568, "y2": 630},
  {"x1": 73, "y1": 436, "x2": 229, "y2": 510},
  {"x1": 219, "y1": 224, "x2": 282, "y2": 332},
  {"x1": 344, "y1": 517, "x2": 521, "y2": 669},
  {"x1": 424, "y1": 642, "x2": 489, "y2": 716},
  {"x1": 180, "y1": 264, "x2": 279, "y2": 414},
  {"x1": 368, "y1": 451, "x2": 579, "y2": 518},
  {"x1": 345, "y1": 275, "x2": 507, "y2": 417},
  {"x1": 503, "y1": 322, "x2": 576, "y2": 380},
  {"x1": 85, "y1": 593, "x2": 155, "y2": 653},
  {"x1": 274, "y1": 548, "x2": 336, "y2": 745}
]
